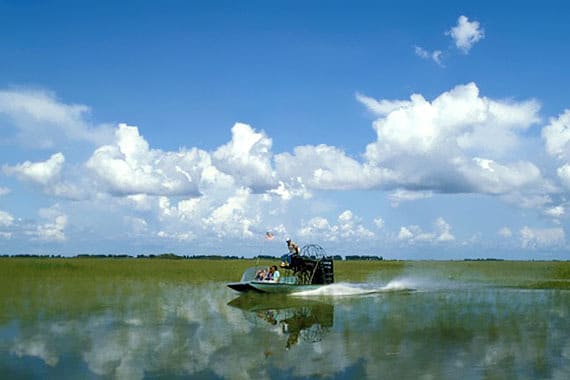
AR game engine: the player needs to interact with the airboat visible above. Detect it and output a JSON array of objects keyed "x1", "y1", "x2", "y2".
[{"x1": 227, "y1": 244, "x2": 334, "y2": 294}]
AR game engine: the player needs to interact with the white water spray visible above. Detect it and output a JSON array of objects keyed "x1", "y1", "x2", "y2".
[
  {"x1": 290, "y1": 274, "x2": 467, "y2": 297},
  {"x1": 291, "y1": 277, "x2": 419, "y2": 297}
]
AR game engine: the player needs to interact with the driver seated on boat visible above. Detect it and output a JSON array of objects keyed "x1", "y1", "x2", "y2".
[
  {"x1": 264, "y1": 265, "x2": 280, "y2": 283},
  {"x1": 280, "y1": 238, "x2": 300, "y2": 268}
]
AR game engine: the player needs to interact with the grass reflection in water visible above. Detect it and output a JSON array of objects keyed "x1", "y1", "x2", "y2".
[{"x1": 0, "y1": 258, "x2": 568, "y2": 379}]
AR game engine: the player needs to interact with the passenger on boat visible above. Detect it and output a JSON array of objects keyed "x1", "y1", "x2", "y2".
[
  {"x1": 255, "y1": 268, "x2": 267, "y2": 281},
  {"x1": 265, "y1": 265, "x2": 280, "y2": 282},
  {"x1": 280, "y1": 238, "x2": 300, "y2": 268}
]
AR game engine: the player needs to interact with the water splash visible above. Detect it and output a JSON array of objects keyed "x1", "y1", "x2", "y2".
[
  {"x1": 289, "y1": 273, "x2": 473, "y2": 297},
  {"x1": 380, "y1": 277, "x2": 418, "y2": 291},
  {"x1": 291, "y1": 278, "x2": 417, "y2": 297}
]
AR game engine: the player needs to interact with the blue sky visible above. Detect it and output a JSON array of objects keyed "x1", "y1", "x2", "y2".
[{"x1": 1, "y1": 0, "x2": 570, "y2": 259}]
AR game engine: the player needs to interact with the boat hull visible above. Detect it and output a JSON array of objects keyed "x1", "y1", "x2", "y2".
[
  {"x1": 226, "y1": 282, "x2": 262, "y2": 293},
  {"x1": 227, "y1": 281, "x2": 324, "y2": 294}
]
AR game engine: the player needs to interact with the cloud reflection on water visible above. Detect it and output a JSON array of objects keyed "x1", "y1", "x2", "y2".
[{"x1": 0, "y1": 282, "x2": 568, "y2": 379}]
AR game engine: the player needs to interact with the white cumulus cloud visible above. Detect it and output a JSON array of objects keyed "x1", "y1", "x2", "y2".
[
  {"x1": 498, "y1": 227, "x2": 513, "y2": 238},
  {"x1": 30, "y1": 206, "x2": 68, "y2": 242},
  {"x1": 2, "y1": 83, "x2": 567, "y2": 251},
  {"x1": 435, "y1": 217, "x2": 455, "y2": 242},
  {"x1": 544, "y1": 205, "x2": 565, "y2": 219},
  {"x1": 557, "y1": 164, "x2": 570, "y2": 189},
  {"x1": 363, "y1": 83, "x2": 539, "y2": 162},
  {"x1": 298, "y1": 210, "x2": 374, "y2": 241},
  {"x1": 462, "y1": 158, "x2": 545, "y2": 195},
  {"x1": 373, "y1": 217, "x2": 385, "y2": 229},
  {"x1": 446, "y1": 15, "x2": 484, "y2": 53},
  {"x1": 520, "y1": 226, "x2": 565, "y2": 249},
  {"x1": 3, "y1": 153, "x2": 65, "y2": 185},
  {"x1": 86, "y1": 123, "x2": 232, "y2": 196},
  {"x1": 275, "y1": 144, "x2": 395, "y2": 190},
  {"x1": 398, "y1": 226, "x2": 414, "y2": 240},
  {"x1": 2, "y1": 153, "x2": 84, "y2": 199},
  {"x1": 267, "y1": 179, "x2": 311, "y2": 201},
  {"x1": 202, "y1": 187, "x2": 258, "y2": 239},
  {"x1": 542, "y1": 110, "x2": 570, "y2": 160},
  {"x1": 355, "y1": 93, "x2": 411, "y2": 116},
  {"x1": 542, "y1": 110, "x2": 570, "y2": 192},
  {"x1": 0, "y1": 88, "x2": 113, "y2": 148},
  {"x1": 360, "y1": 82, "x2": 545, "y2": 195},
  {"x1": 414, "y1": 46, "x2": 444, "y2": 66},
  {"x1": 388, "y1": 189, "x2": 433, "y2": 207},
  {"x1": 212, "y1": 122, "x2": 275, "y2": 192},
  {"x1": 0, "y1": 209, "x2": 14, "y2": 227},
  {"x1": 398, "y1": 218, "x2": 455, "y2": 243}
]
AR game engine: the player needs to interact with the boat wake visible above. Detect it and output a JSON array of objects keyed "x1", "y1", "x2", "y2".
[{"x1": 291, "y1": 278, "x2": 417, "y2": 297}]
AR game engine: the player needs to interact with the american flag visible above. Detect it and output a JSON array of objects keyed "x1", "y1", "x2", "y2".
[{"x1": 265, "y1": 231, "x2": 274, "y2": 240}]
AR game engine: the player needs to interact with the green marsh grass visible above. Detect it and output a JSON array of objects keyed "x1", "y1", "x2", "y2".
[
  {"x1": 1, "y1": 258, "x2": 568, "y2": 326},
  {"x1": 1, "y1": 257, "x2": 568, "y2": 287}
]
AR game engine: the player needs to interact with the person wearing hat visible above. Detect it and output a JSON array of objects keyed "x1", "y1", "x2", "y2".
[{"x1": 281, "y1": 238, "x2": 300, "y2": 268}]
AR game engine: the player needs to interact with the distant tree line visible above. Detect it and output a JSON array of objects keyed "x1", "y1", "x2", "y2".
[
  {"x1": 464, "y1": 258, "x2": 505, "y2": 261},
  {"x1": 345, "y1": 255, "x2": 383, "y2": 261},
  {"x1": 255, "y1": 255, "x2": 278, "y2": 260},
  {"x1": 0, "y1": 253, "x2": 387, "y2": 261},
  {"x1": 0, "y1": 253, "x2": 245, "y2": 260}
]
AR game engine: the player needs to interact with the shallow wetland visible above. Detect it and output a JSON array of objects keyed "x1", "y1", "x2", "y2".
[{"x1": 0, "y1": 258, "x2": 568, "y2": 379}]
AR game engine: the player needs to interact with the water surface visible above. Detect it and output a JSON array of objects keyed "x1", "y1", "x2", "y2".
[{"x1": 0, "y1": 270, "x2": 568, "y2": 379}]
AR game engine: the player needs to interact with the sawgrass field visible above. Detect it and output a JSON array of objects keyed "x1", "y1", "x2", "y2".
[
  {"x1": 1, "y1": 257, "x2": 568, "y2": 379},
  {"x1": 1, "y1": 257, "x2": 568, "y2": 288},
  {"x1": 3, "y1": 257, "x2": 567, "y2": 325}
]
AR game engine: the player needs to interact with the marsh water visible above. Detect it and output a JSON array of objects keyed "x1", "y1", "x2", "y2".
[{"x1": 0, "y1": 266, "x2": 569, "y2": 379}]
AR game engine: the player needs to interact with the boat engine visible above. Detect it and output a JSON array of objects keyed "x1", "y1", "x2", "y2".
[{"x1": 290, "y1": 244, "x2": 334, "y2": 285}]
